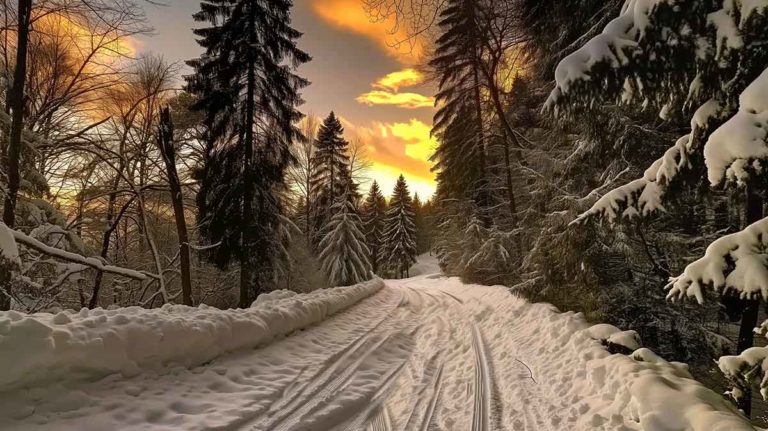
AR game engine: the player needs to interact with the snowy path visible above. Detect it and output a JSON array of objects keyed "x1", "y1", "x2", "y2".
[{"x1": 0, "y1": 257, "x2": 756, "y2": 430}]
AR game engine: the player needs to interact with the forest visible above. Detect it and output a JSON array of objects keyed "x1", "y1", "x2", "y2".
[{"x1": 2, "y1": 0, "x2": 768, "y2": 427}]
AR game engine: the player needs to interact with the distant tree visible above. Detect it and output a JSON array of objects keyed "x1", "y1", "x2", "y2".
[
  {"x1": 187, "y1": 0, "x2": 309, "y2": 307},
  {"x1": 310, "y1": 112, "x2": 351, "y2": 244},
  {"x1": 384, "y1": 175, "x2": 417, "y2": 278},
  {"x1": 361, "y1": 181, "x2": 387, "y2": 274},
  {"x1": 318, "y1": 191, "x2": 372, "y2": 286},
  {"x1": 287, "y1": 114, "x2": 320, "y2": 246}
]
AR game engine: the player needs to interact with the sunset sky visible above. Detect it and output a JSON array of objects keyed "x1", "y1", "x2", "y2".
[{"x1": 138, "y1": 0, "x2": 438, "y2": 199}]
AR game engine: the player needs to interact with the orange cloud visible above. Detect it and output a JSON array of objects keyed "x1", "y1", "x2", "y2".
[
  {"x1": 339, "y1": 116, "x2": 436, "y2": 198},
  {"x1": 33, "y1": 12, "x2": 138, "y2": 65},
  {"x1": 310, "y1": 0, "x2": 423, "y2": 63}
]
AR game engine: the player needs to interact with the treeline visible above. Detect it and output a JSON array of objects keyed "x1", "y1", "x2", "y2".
[
  {"x1": 0, "y1": 0, "x2": 430, "y2": 313},
  {"x1": 367, "y1": 0, "x2": 768, "y2": 417}
]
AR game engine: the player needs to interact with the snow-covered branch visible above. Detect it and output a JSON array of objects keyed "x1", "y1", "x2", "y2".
[
  {"x1": 704, "y1": 68, "x2": 768, "y2": 185},
  {"x1": 571, "y1": 133, "x2": 693, "y2": 224},
  {"x1": 2, "y1": 223, "x2": 150, "y2": 281},
  {"x1": 667, "y1": 216, "x2": 768, "y2": 303}
]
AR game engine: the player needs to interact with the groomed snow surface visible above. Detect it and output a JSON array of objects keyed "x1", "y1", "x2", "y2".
[{"x1": 0, "y1": 255, "x2": 756, "y2": 430}]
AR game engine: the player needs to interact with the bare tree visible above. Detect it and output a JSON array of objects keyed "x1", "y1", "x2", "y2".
[{"x1": 156, "y1": 106, "x2": 192, "y2": 306}]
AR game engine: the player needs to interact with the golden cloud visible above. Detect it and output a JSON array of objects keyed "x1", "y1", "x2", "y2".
[
  {"x1": 357, "y1": 68, "x2": 435, "y2": 109},
  {"x1": 356, "y1": 90, "x2": 434, "y2": 109},
  {"x1": 310, "y1": 0, "x2": 423, "y2": 63},
  {"x1": 339, "y1": 116, "x2": 436, "y2": 198},
  {"x1": 373, "y1": 68, "x2": 425, "y2": 91}
]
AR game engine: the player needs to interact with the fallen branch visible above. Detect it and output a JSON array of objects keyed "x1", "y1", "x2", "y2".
[{"x1": 514, "y1": 358, "x2": 537, "y2": 383}]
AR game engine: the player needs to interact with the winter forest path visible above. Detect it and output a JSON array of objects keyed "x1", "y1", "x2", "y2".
[{"x1": 4, "y1": 255, "x2": 740, "y2": 431}]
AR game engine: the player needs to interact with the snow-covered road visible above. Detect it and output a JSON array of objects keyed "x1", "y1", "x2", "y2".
[{"x1": 0, "y1": 258, "x2": 756, "y2": 430}]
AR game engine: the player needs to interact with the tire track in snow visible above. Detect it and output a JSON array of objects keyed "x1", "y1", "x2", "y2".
[
  {"x1": 418, "y1": 361, "x2": 444, "y2": 431},
  {"x1": 263, "y1": 332, "x2": 398, "y2": 431},
  {"x1": 438, "y1": 289, "x2": 464, "y2": 304},
  {"x1": 367, "y1": 406, "x2": 392, "y2": 431},
  {"x1": 248, "y1": 289, "x2": 404, "y2": 430},
  {"x1": 395, "y1": 289, "x2": 450, "y2": 431},
  {"x1": 471, "y1": 323, "x2": 492, "y2": 431},
  {"x1": 336, "y1": 361, "x2": 408, "y2": 431}
]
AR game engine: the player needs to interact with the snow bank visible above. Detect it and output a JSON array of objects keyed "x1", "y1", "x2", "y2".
[
  {"x1": 469, "y1": 283, "x2": 755, "y2": 430},
  {"x1": 0, "y1": 278, "x2": 384, "y2": 390}
]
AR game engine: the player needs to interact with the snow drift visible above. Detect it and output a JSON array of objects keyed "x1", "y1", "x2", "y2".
[
  {"x1": 459, "y1": 280, "x2": 755, "y2": 431},
  {"x1": 0, "y1": 278, "x2": 383, "y2": 390}
]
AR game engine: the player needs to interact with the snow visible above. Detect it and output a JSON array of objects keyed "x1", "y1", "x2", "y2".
[
  {"x1": 573, "y1": 135, "x2": 691, "y2": 224},
  {"x1": 708, "y1": 0, "x2": 743, "y2": 55},
  {"x1": 0, "y1": 279, "x2": 383, "y2": 391},
  {"x1": 406, "y1": 252, "x2": 440, "y2": 277},
  {"x1": 667, "y1": 215, "x2": 768, "y2": 302},
  {"x1": 546, "y1": 0, "x2": 670, "y2": 108},
  {"x1": 0, "y1": 260, "x2": 753, "y2": 430},
  {"x1": 0, "y1": 223, "x2": 21, "y2": 267},
  {"x1": 704, "y1": 67, "x2": 768, "y2": 185}
]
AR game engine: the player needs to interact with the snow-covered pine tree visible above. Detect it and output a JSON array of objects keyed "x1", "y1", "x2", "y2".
[
  {"x1": 310, "y1": 112, "x2": 351, "y2": 244},
  {"x1": 546, "y1": 0, "x2": 768, "y2": 414},
  {"x1": 383, "y1": 175, "x2": 417, "y2": 278},
  {"x1": 186, "y1": 0, "x2": 309, "y2": 307},
  {"x1": 361, "y1": 181, "x2": 387, "y2": 275},
  {"x1": 318, "y1": 190, "x2": 373, "y2": 287}
]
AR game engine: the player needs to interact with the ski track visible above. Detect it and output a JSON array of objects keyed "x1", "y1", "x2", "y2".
[
  {"x1": 471, "y1": 323, "x2": 492, "y2": 431},
  {"x1": 4, "y1": 264, "x2": 623, "y2": 431}
]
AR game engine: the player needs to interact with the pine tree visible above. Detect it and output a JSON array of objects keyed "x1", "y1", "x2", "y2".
[
  {"x1": 361, "y1": 181, "x2": 387, "y2": 274},
  {"x1": 310, "y1": 112, "x2": 351, "y2": 243},
  {"x1": 383, "y1": 175, "x2": 417, "y2": 278},
  {"x1": 318, "y1": 190, "x2": 372, "y2": 286},
  {"x1": 186, "y1": 0, "x2": 309, "y2": 307},
  {"x1": 429, "y1": 0, "x2": 489, "y2": 212}
]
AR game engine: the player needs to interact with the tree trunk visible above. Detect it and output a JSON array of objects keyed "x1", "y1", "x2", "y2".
[
  {"x1": 737, "y1": 183, "x2": 763, "y2": 416},
  {"x1": 471, "y1": 62, "x2": 489, "y2": 222},
  {"x1": 158, "y1": 108, "x2": 193, "y2": 306},
  {"x1": 502, "y1": 130, "x2": 518, "y2": 224},
  {"x1": 89, "y1": 156, "x2": 125, "y2": 308},
  {"x1": 3, "y1": 0, "x2": 31, "y2": 228},
  {"x1": 239, "y1": 0, "x2": 257, "y2": 308},
  {"x1": 0, "y1": 0, "x2": 32, "y2": 311}
]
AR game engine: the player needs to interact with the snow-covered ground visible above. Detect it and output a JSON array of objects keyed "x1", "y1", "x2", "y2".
[{"x1": 0, "y1": 258, "x2": 757, "y2": 430}]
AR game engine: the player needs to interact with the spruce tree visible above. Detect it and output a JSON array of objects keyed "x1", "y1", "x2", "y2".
[
  {"x1": 186, "y1": 0, "x2": 309, "y2": 307},
  {"x1": 318, "y1": 190, "x2": 372, "y2": 286},
  {"x1": 310, "y1": 112, "x2": 351, "y2": 243},
  {"x1": 361, "y1": 181, "x2": 387, "y2": 274},
  {"x1": 383, "y1": 175, "x2": 417, "y2": 278}
]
